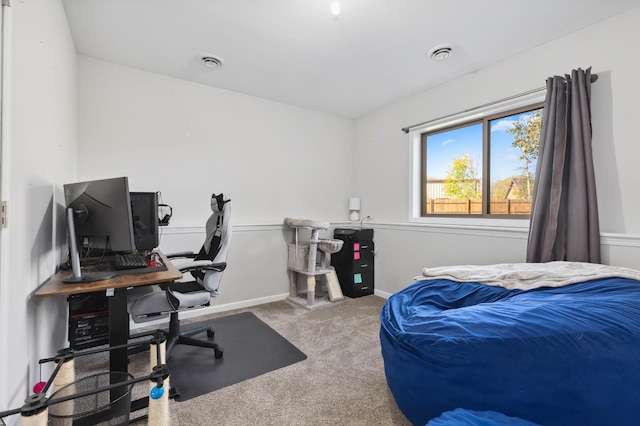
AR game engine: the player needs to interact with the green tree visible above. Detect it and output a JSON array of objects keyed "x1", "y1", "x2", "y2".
[
  {"x1": 491, "y1": 177, "x2": 513, "y2": 199},
  {"x1": 506, "y1": 109, "x2": 542, "y2": 199},
  {"x1": 444, "y1": 154, "x2": 481, "y2": 199}
]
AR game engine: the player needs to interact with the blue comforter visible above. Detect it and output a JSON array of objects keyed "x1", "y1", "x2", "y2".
[
  {"x1": 380, "y1": 277, "x2": 640, "y2": 425},
  {"x1": 426, "y1": 408, "x2": 542, "y2": 426}
]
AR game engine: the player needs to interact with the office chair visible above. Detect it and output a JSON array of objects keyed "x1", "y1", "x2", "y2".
[{"x1": 127, "y1": 193, "x2": 232, "y2": 360}]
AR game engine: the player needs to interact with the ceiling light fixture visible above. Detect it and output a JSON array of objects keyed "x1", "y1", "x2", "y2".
[
  {"x1": 427, "y1": 44, "x2": 454, "y2": 61},
  {"x1": 201, "y1": 55, "x2": 224, "y2": 69},
  {"x1": 331, "y1": 0, "x2": 340, "y2": 18}
]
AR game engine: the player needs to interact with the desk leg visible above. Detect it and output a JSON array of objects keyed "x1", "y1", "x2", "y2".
[
  {"x1": 107, "y1": 288, "x2": 132, "y2": 422},
  {"x1": 108, "y1": 288, "x2": 129, "y2": 373}
]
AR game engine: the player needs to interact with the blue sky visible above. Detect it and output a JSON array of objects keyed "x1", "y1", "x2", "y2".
[{"x1": 425, "y1": 110, "x2": 539, "y2": 183}]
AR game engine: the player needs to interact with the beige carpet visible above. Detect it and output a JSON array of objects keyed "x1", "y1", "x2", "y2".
[
  {"x1": 78, "y1": 295, "x2": 411, "y2": 425},
  {"x1": 166, "y1": 295, "x2": 410, "y2": 426}
]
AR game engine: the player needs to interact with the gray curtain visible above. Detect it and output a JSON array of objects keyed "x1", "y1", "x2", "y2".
[{"x1": 526, "y1": 67, "x2": 600, "y2": 263}]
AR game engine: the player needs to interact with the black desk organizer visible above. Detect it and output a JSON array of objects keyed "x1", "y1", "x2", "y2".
[
  {"x1": 69, "y1": 292, "x2": 110, "y2": 350},
  {"x1": 331, "y1": 228, "x2": 374, "y2": 298}
]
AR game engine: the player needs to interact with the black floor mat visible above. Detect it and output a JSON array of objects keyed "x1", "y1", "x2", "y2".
[{"x1": 166, "y1": 311, "x2": 307, "y2": 402}]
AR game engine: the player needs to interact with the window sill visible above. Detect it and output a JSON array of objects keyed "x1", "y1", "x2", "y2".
[
  {"x1": 401, "y1": 216, "x2": 530, "y2": 239},
  {"x1": 408, "y1": 215, "x2": 529, "y2": 229}
]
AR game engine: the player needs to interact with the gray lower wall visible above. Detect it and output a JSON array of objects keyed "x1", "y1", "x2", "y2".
[{"x1": 136, "y1": 222, "x2": 640, "y2": 330}]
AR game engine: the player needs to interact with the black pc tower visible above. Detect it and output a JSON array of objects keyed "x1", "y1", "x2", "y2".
[{"x1": 130, "y1": 192, "x2": 160, "y2": 253}]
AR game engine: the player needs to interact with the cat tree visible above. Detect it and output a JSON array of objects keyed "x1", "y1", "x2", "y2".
[{"x1": 283, "y1": 217, "x2": 344, "y2": 308}]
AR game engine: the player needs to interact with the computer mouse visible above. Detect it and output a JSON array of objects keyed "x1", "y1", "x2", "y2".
[{"x1": 147, "y1": 254, "x2": 162, "y2": 267}]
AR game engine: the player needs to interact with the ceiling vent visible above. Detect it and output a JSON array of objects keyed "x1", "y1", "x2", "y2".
[
  {"x1": 427, "y1": 44, "x2": 454, "y2": 61},
  {"x1": 201, "y1": 55, "x2": 224, "y2": 69}
]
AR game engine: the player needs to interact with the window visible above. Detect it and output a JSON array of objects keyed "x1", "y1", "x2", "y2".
[{"x1": 420, "y1": 103, "x2": 543, "y2": 217}]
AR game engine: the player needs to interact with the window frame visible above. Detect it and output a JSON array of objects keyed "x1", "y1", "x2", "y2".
[
  {"x1": 420, "y1": 119, "x2": 484, "y2": 217},
  {"x1": 408, "y1": 91, "x2": 546, "y2": 226}
]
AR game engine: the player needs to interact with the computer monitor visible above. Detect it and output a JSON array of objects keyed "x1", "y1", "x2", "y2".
[
  {"x1": 63, "y1": 176, "x2": 136, "y2": 282},
  {"x1": 130, "y1": 192, "x2": 159, "y2": 252}
]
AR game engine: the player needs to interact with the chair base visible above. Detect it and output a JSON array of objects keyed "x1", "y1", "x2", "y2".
[
  {"x1": 129, "y1": 311, "x2": 223, "y2": 360},
  {"x1": 166, "y1": 313, "x2": 224, "y2": 359}
]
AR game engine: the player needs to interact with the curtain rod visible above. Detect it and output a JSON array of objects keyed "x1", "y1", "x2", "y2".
[{"x1": 401, "y1": 73, "x2": 598, "y2": 134}]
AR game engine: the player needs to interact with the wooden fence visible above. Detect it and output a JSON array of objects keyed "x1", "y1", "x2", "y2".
[{"x1": 426, "y1": 198, "x2": 531, "y2": 215}]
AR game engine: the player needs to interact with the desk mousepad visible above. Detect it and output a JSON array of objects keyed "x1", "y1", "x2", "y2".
[{"x1": 167, "y1": 311, "x2": 307, "y2": 401}]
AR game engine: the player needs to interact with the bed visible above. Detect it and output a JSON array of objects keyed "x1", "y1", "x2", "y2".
[{"x1": 380, "y1": 262, "x2": 640, "y2": 426}]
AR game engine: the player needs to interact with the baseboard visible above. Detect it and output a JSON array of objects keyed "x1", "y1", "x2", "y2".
[{"x1": 374, "y1": 289, "x2": 392, "y2": 299}]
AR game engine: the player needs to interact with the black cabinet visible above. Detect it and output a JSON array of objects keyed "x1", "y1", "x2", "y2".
[{"x1": 331, "y1": 228, "x2": 374, "y2": 298}]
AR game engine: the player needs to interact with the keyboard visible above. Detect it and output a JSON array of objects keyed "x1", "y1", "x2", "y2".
[{"x1": 114, "y1": 253, "x2": 149, "y2": 270}]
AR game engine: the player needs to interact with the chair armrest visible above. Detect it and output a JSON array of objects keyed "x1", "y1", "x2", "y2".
[
  {"x1": 180, "y1": 262, "x2": 227, "y2": 274},
  {"x1": 166, "y1": 251, "x2": 196, "y2": 259},
  {"x1": 202, "y1": 262, "x2": 227, "y2": 272}
]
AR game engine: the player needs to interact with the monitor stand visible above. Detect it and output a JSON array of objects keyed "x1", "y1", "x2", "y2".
[{"x1": 63, "y1": 207, "x2": 117, "y2": 284}]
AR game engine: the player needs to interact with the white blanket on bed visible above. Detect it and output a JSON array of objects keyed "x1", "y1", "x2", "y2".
[{"x1": 417, "y1": 261, "x2": 640, "y2": 291}]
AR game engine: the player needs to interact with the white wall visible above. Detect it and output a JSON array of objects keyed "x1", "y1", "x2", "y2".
[
  {"x1": 77, "y1": 56, "x2": 356, "y2": 226},
  {"x1": 76, "y1": 56, "x2": 356, "y2": 313},
  {"x1": 355, "y1": 8, "x2": 640, "y2": 293},
  {"x1": 0, "y1": 0, "x2": 77, "y2": 421}
]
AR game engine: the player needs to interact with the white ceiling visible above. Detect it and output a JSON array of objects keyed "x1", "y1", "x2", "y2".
[{"x1": 62, "y1": 0, "x2": 640, "y2": 118}]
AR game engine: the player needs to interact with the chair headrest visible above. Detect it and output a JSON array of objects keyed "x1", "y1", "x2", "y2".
[{"x1": 211, "y1": 193, "x2": 230, "y2": 213}]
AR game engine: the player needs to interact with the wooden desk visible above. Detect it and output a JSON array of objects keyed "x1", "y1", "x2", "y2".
[{"x1": 35, "y1": 251, "x2": 182, "y2": 373}]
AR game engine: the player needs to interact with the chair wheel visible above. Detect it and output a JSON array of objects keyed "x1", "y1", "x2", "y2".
[
  {"x1": 169, "y1": 387, "x2": 180, "y2": 400},
  {"x1": 207, "y1": 329, "x2": 215, "y2": 338},
  {"x1": 214, "y1": 348, "x2": 224, "y2": 359}
]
